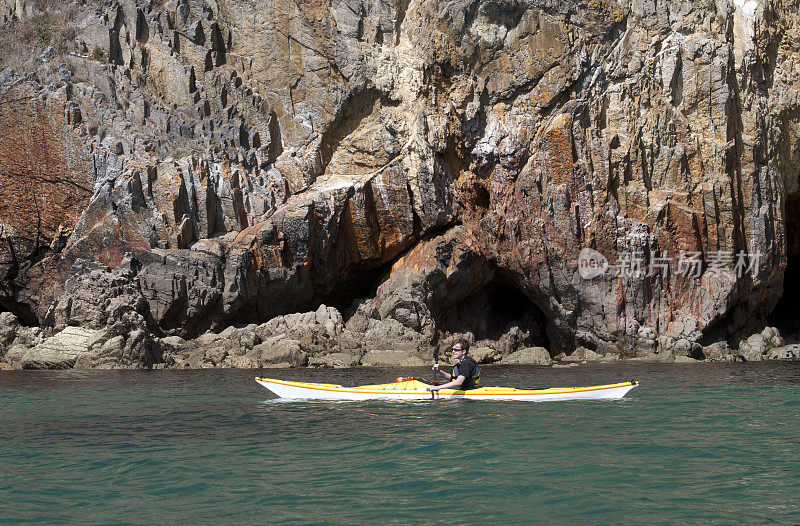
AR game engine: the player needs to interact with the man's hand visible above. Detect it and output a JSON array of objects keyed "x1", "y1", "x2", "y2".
[{"x1": 428, "y1": 385, "x2": 440, "y2": 392}]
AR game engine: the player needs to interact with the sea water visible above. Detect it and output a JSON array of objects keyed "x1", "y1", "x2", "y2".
[{"x1": 1, "y1": 363, "x2": 798, "y2": 524}]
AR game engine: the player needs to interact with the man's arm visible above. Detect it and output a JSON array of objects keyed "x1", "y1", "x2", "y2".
[
  {"x1": 430, "y1": 375, "x2": 465, "y2": 391},
  {"x1": 432, "y1": 364, "x2": 452, "y2": 380}
]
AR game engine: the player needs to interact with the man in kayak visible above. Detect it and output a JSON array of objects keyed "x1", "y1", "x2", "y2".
[{"x1": 429, "y1": 339, "x2": 481, "y2": 391}]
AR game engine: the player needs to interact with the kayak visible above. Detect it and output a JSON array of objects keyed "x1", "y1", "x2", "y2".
[{"x1": 255, "y1": 377, "x2": 639, "y2": 401}]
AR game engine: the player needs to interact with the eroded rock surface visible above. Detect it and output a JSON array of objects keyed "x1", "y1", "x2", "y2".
[{"x1": 2, "y1": 0, "x2": 800, "y2": 367}]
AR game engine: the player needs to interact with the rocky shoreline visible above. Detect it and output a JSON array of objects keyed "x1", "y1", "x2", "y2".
[{"x1": 2, "y1": 308, "x2": 798, "y2": 371}]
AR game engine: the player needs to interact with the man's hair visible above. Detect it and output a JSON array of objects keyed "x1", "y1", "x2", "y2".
[{"x1": 455, "y1": 338, "x2": 470, "y2": 353}]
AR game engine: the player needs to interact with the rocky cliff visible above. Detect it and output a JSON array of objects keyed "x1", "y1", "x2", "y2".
[{"x1": 1, "y1": 0, "x2": 799, "y2": 368}]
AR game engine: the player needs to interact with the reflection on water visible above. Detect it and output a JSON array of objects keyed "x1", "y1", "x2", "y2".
[{"x1": 1, "y1": 363, "x2": 799, "y2": 523}]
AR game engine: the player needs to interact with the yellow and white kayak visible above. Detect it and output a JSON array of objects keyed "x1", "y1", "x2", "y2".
[{"x1": 255, "y1": 377, "x2": 639, "y2": 401}]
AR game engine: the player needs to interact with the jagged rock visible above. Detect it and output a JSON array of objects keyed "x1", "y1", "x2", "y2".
[
  {"x1": 256, "y1": 305, "x2": 343, "y2": 345},
  {"x1": 562, "y1": 347, "x2": 604, "y2": 363},
  {"x1": 763, "y1": 345, "x2": 800, "y2": 360},
  {"x1": 195, "y1": 332, "x2": 221, "y2": 346},
  {"x1": 701, "y1": 341, "x2": 735, "y2": 362},
  {"x1": 160, "y1": 335, "x2": 188, "y2": 348},
  {"x1": 736, "y1": 328, "x2": 786, "y2": 362},
  {"x1": 760, "y1": 327, "x2": 785, "y2": 348},
  {"x1": 230, "y1": 353, "x2": 259, "y2": 368},
  {"x1": 2, "y1": 0, "x2": 800, "y2": 366},
  {"x1": 345, "y1": 302, "x2": 428, "y2": 353},
  {"x1": 218, "y1": 324, "x2": 260, "y2": 350},
  {"x1": 74, "y1": 311, "x2": 162, "y2": 369},
  {"x1": 501, "y1": 347, "x2": 551, "y2": 365},
  {"x1": 308, "y1": 352, "x2": 361, "y2": 368},
  {"x1": 50, "y1": 257, "x2": 147, "y2": 331},
  {"x1": 203, "y1": 345, "x2": 228, "y2": 366},
  {"x1": 254, "y1": 336, "x2": 308, "y2": 367},
  {"x1": 4, "y1": 345, "x2": 30, "y2": 366},
  {"x1": 674, "y1": 356, "x2": 700, "y2": 364},
  {"x1": 361, "y1": 350, "x2": 425, "y2": 367},
  {"x1": 0, "y1": 312, "x2": 20, "y2": 352},
  {"x1": 469, "y1": 346, "x2": 501, "y2": 364},
  {"x1": 137, "y1": 248, "x2": 224, "y2": 335},
  {"x1": 21, "y1": 326, "x2": 101, "y2": 369}
]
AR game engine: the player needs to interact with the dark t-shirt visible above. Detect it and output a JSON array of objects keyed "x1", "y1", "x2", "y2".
[{"x1": 452, "y1": 356, "x2": 480, "y2": 389}]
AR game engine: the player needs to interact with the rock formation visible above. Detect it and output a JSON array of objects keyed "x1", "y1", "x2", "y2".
[{"x1": 1, "y1": 0, "x2": 800, "y2": 368}]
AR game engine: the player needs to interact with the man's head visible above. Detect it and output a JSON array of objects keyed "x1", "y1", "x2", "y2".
[{"x1": 451, "y1": 338, "x2": 470, "y2": 359}]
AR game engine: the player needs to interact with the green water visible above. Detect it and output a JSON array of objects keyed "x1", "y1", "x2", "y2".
[{"x1": 1, "y1": 363, "x2": 798, "y2": 524}]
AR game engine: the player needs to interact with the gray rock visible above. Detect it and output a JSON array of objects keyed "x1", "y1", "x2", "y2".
[
  {"x1": 196, "y1": 332, "x2": 221, "y2": 346},
  {"x1": 161, "y1": 335, "x2": 188, "y2": 348},
  {"x1": 501, "y1": 347, "x2": 551, "y2": 365},
  {"x1": 763, "y1": 344, "x2": 800, "y2": 360},
  {"x1": 255, "y1": 306, "x2": 343, "y2": 354},
  {"x1": 230, "y1": 353, "x2": 260, "y2": 368},
  {"x1": 3, "y1": 0, "x2": 800, "y2": 364},
  {"x1": 737, "y1": 333, "x2": 771, "y2": 362},
  {"x1": 255, "y1": 337, "x2": 308, "y2": 367},
  {"x1": 562, "y1": 347, "x2": 603, "y2": 362},
  {"x1": 673, "y1": 355, "x2": 700, "y2": 363},
  {"x1": 761, "y1": 327, "x2": 785, "y2": 347},
  {"x1": 4, "y1": 345, "x2": 30, "y2": 366},
  {"x1": 702, "y1": 341, "x2": 735, "y2": 362},
  {"x1": 469, "y1": 346, "x2": 500, "y2": 364},
  {"x1": 0, "y1": 312, "x2": 20, "y2": 351},
  {"x1": 21, "y1": 326, "x2": 101, "y2": 369},
  {"x1": 203, "y1": 345, "x2": 228, "y2": 366},
  {"x1": 361, "y1": 350, "x2": 425, "y2": 367},
  {"x1": 308, "y1": 352, "x2": 361, "y2": 368}
]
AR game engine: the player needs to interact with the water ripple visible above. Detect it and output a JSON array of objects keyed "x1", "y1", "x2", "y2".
[{"x1": 1, "y1": 363, "x2": 799, "y2": 523}]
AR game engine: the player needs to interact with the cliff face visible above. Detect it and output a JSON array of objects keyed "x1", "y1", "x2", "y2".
[{"x1": 1, "y1": 0, "x2": 799, "y2": 364}]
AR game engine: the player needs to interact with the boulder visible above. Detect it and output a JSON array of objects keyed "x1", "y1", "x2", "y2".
[
  {"x1": 701, "y1": 341, "x2": 735, "y2": 362},
  {"x1": 501, "y1": 347, "x2": 551, "y2": 365},
  {"x1": 469, "y1": 346, "x2": 500, "y2": 364},
  {"x1": 361, "y1": 350, "x2": 425, "y2": 367},
  {"x1": 21, "y1": 326, "x2": 101, "y2": 369},
  {"x1": 160, "y1": 335, "x2": 188, "y2": 348},
  {"x1": 255, "y1": 337, "x2": 308, "y2": 367},
  {"x1": 230, "y1": 353, "x2": 260, "y2": 368},
  {"x1": 737, "y1": 334, "x2": 768, "y2": 362},
  {"x1": 308, "y1": 352, "x2": 361, "y2": 368},
  {"x1": 763, "y1": 344, "x2": 800, "y2": 360},
  {"x1": 673, "y1": 355, "x2": 700, "y2": 363},
  {"x1": 73, "y1": 311, "x2": 163, "y2": 369},
  {"x1": 761, "y1": 327, "x2": 785, "y2": 348},
  {"x1": 562, "y1": 347, "x2": 603, "y2": 362},
  {"x1": 255, "y1": 305, "x2": 344, "y2": 355},
  {"x1": 196, "y1": 332, "x2": 221, "y2": 346},
  {"x1": 0, "y1": 312, "x2": 20, "y2": 351},
  {"x1": 3, "y1": 345, "x2": 30, "y2": 366}
]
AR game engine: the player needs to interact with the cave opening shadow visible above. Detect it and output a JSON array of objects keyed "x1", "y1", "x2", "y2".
[
  {"x1": 434, "y1": 275, "x2": 550, "y2": 353},
  {"x1": 768, "y1": 192, "x2": 800, "y2": 342},
  {"x1": 0, "y1": 299, "x2": 38, "y2": 326},
  {"x1": 767, "y1": 253, "x2": 800, "y2": 341}
]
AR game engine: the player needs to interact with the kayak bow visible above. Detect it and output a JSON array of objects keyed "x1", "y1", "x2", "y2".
[{"x1": 255, "y1": 377, "x2": 639, "y2": 401}]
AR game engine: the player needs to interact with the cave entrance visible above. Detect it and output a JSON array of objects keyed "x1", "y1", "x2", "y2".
[
  {"x1": 768, "y1": 193, "x2": 800, "y2": 341},
  {"x1": 0, "y1": 298, "x2": 38, "y2": 326},
  {"x1": 435, "y1": 274, "x2": 550, "y2": 352}
]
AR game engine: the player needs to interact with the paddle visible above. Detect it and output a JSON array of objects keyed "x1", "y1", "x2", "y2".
[{"x1": 431, "y1": 342, "x2": 440, "y2": 399}]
